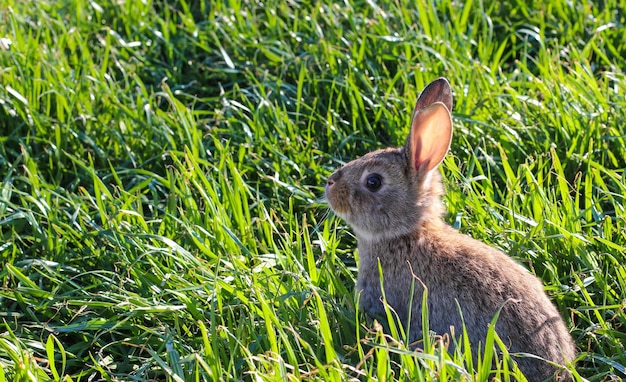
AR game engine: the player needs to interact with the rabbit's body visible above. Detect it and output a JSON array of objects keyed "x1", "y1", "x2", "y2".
[
  {"x1": 358, "y1": 217, "x2": 575, "y2": 381},
  {"x1": 325, "y1": 78, "x2": 575, "y2": 381}
]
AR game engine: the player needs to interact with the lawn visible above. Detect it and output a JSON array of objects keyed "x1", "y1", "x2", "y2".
[{"x1": 0, "y1": 0, "x2": 625, "y2": 380}]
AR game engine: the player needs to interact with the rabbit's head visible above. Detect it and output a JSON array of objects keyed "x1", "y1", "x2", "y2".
[{"x1": 325, "y1": 78, "x2": 453, "y2": 241}]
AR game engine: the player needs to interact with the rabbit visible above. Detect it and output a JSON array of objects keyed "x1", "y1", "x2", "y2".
[{"x1": 325, "y1": 78, "x2": 576, "y2": 381}]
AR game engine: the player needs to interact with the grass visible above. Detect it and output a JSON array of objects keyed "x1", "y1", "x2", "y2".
[{"x1": 0, "y1": 0, "x2": 625, "y2": 380}]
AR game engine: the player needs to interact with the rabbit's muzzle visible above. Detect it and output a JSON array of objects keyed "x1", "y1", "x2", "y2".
[{"x1": 325, "y1": 170, "x2": 350, "y2": 215}]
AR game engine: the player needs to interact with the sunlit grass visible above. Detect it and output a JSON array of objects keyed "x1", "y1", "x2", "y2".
[{"x1": 1, "y1": 0, "x2": 625, "y2": 380}]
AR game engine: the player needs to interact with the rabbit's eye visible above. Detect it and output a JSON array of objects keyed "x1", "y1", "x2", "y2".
[{"x1": 365, "y1": 174, "x2": 383, "y2": 191}]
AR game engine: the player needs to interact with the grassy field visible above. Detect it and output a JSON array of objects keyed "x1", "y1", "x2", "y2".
[{"x1": 1, "y1": 0, "x2": 625, "y2": 380}]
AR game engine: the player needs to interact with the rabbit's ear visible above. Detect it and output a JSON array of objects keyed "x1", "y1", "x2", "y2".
[
  {"x1": 405, "y1": 102, "x2": 452, "y2": 173},
  {"x1": 412, "y1": 78, "x2": 453, "y2": 117}
]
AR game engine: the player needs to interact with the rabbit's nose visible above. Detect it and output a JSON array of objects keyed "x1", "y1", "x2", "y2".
[{"x1": 327, "y1": 170, "x2": 342, "y2": 187}]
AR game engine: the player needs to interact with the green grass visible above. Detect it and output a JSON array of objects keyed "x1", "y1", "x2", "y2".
[{"x1": 0, "y1": 0, "x2": 625, "y2": 380}]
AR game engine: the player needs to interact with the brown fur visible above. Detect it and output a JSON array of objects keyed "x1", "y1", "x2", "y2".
[{"x1": 325, "y1": 78, "x2": 576, "y2": 381}]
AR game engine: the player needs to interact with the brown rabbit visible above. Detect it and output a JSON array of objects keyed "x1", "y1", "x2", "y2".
[{"x1": 325, "y1": 78, "x2": 576, "y2": 381}]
